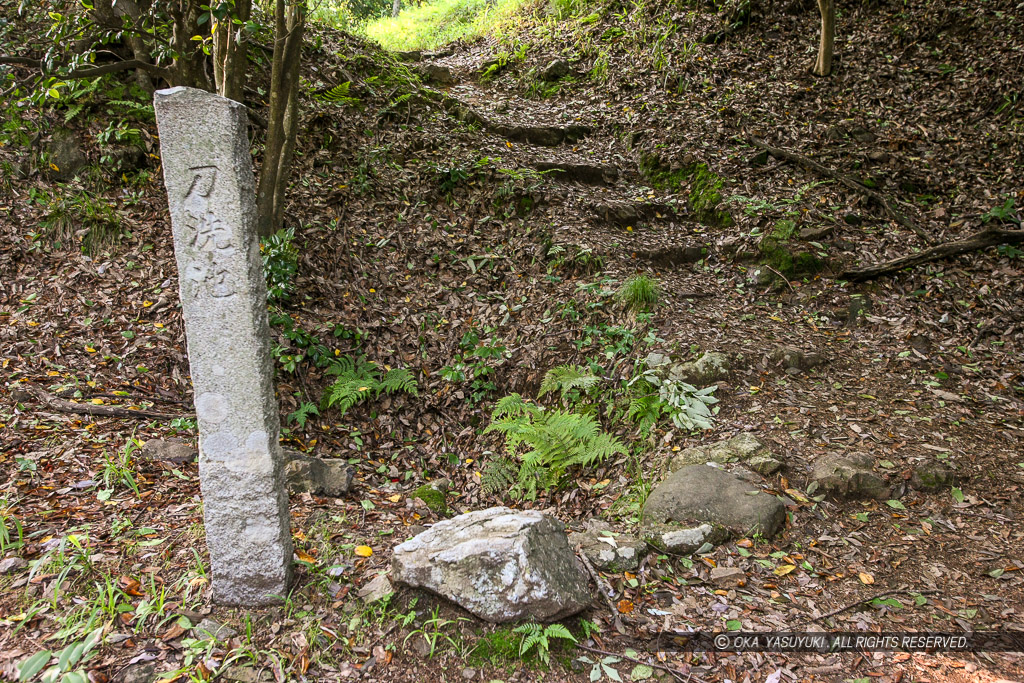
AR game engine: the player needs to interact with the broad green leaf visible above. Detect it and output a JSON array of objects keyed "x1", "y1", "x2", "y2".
[
  {"x1": 951, "y1": 487, "x2": 964, "y2": 503},
  {"x1": 886, "y1": 500, "x2": 906, "y2": 510},
  {"x1": 630, "y1": 664, "x2": 653, "y2": 680},
  {"x1": 19, "y1": 651, "x2": 52, "y2": 682}
]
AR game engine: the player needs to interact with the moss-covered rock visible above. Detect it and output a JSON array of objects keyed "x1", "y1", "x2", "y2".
[{"x1": 412, "y1": 482, "x2": 449, "y2": 516}]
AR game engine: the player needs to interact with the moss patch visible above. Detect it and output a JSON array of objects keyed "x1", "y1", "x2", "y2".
[
  {"x1": 638, "y1": 155, "x2": 733, "y2": 227},
  {"x1": 412, "y1": 484, "x2": 448, "y2": 515},
  {"x1": 468, "y1": 627, "x2": 542, "y2": 668},
  {"x1": 759, "y1": 219, "x2": 824, "y2": 277}
]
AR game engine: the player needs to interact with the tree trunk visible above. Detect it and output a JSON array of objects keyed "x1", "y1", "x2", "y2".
[
  {"x1": 213, "y1": 0, "x2": 252, "y2": 102},
  {"x1": 256, "y1": 0, "x2": 306, "y2": 238},
  {"x1": 169, "y1": 0, "x2": 210, "y2": 89},
  {"x1": 812, "y1": 0, "x2": 834, "y2": 76},
  {"x1": 392, "y1": 0, "x2": 401, "y2": 17}
]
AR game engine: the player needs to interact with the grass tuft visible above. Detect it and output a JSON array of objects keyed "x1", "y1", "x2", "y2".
[
  {"x1": 365, "y1": 0, "x2": 534, "y2": 51},
  {"x1": 615, "y1": 275, "x2": 660, "y2": 312}
]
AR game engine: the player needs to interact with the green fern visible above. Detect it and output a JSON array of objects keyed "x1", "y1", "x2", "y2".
[
  {"x1": 538, "y1": 364, "x2": 601, "y2": 402},
  {"x1": 321, "y1": 355, "x2": 418, "y2": 417},
  {"x1": 315, "y1": 82, "x2": 359, "y2": 105},
  {"x1": 514, "y1": 623, "x2": 577, "y2": 666},
  {"x1": 483, "y1": 393, "x2": 625, "y2": 499}
]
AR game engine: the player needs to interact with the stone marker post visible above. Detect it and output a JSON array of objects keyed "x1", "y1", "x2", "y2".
[{"x1": 154, "y1": 87, "x2": 292, "y2": 605}]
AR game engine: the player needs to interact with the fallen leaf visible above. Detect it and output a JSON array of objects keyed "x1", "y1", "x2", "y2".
[
  {"x1": 859, "y1": 572, "x2": 875, "y2": 585},
  {"x1": 354, "y1": 545, "x2": 373, "y2": 557}
]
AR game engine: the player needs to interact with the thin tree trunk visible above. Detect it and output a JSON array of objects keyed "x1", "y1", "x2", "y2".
[
  {"x1": 169, "y1": 0, "x2": 210, "y2": 89},
  {"x1": 392, "y1": 0, "x2": 401, "y2": 17},
  {"x1": 256, "y1": 0, "x2": 305, "y2": 238},
  {"x1": 213, "y1": 0, "x2": 252, "y2": 102},
  {"x1": 812, "y1": 0, "x2": 834, "y2": 76}
]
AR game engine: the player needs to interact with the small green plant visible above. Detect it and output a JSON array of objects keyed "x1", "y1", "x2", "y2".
[
  {"x1": 616, "y1": 275, "x2": 660, "y2": 313},
  {"x1": 33, "y1": 187, "x2": 122, "y2": 255},
  {"x1": 538, "y1": 364, "x2": 601, "y2": 403},
  {"x1": 627, "y1": 369, "x2": 718, "y2": 432},
  {"x1": 321, "y1": 355, "x2": 418, "y2": 417},
  {"x1": 482, "y1": 394, "x2": 626, "y2": 499},
  {"x1": 17, "y1": 626, "x2": 105, "y2": 683},
  {"x1": 439, "y1": 328, "x2": 508, "y2": 404},
  {"x1": 403, "y1": 606, "x2": 466, "y2": 659},
  {"x1": 97, "y1": 440, "x2": 141, "y2": 500},
  {"x1": 983, "y1": 196, "x2": 1020, "y2": 227},
  {"x1": 261, "y1": 228, "x2": 299, "y2": 305},
  {"x1": 1, "y1": 497, "x2": 24, "y2": 553},
  {"x1": 514, "y1": 623, "x2": 576, "y2": 666}
]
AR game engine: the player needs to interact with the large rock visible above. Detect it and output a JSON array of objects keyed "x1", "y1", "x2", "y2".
[
  {"x1": 142, "y1": 438, "x2": 197, "y2": 463},
  {"x1": 809, "y1": 453, "x2": 889, "y2": 500},
  {"x1": 640, "y1": 522, "x2": 727, "y2": 555},
  {"x1": 642, "y1": 465, "x2": 786, "y2": 538},
  {"x1": 45, "y1": 128, "x2": 87, "y2": 181},
  {"x1": 669, "y1": 433, "x2": 782, "y2": 475},
  {"x1": 391, "y1": 507, "x2": 590, "y2": 623}
]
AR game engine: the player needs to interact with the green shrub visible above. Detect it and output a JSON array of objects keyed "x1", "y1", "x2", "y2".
[
  {"x1": 261, "y1": 228, "x2": 299, "y2": 305},
  {"x1": 482, "y1": 393, "x2": 626, "y2": 499}
]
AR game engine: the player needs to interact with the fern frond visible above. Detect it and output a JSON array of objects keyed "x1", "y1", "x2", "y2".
[
  {"x1": 491, "y1": 392, "x2": 535, "y2": 419},
  {"x1": 380, "y1": 368, "x2": 419, "y2": 396},
  {"x1": 538, "y1": 364, "x2": 600, "y2": 400},
  {"x1": 316, "y1": 82, "x2": 359, "y2": 104}
]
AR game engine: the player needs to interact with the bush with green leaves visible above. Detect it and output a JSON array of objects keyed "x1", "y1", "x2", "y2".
[
  {"x1": 482, "y1": 393, "x2": 626, "y2": 500},
  {"x1": 261, "y1": 227, "x2": 299, "y2": 305},
  {"x1": 321, "y1": 355, "x2": 418, "y2": 417},
  {"x1": 439, "y1": 328, "x2": 509, "y2": 403},
  {"x1": 615, "y1": 275, "x2": 660, "y2": 313}
]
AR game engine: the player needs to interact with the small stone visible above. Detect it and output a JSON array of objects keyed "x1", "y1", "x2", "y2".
[
  {"x1": 117, "y1": 662, "x2": 157, "y2": 683},
  {"x1": 810, "y1": 453, "x2": 889, "y2": 500},
  {"x1": 141, "y1": 438, "x2": 196, "y2": 463},
  {"x1": 799, "y1": 225, "x2": 833, "y2": 241},
  {"x1": 284, "y1": 451, "x2": 354, "y2": 497},
  {"x1": 669, "y1": 433, "x2": 783, "y2": 476},
  {"x1": 710, "y1": 566, "x2": 745, "y2": 587},
  {"x1": 541, "y1": 59, "x2": 570, "y2": 81},
  {"x1": 192, "y1": 618, "x2": 237, "y2": 641},
  {"x1": 417, "y1": 63, "x2": 455, "y2": 85},
  {"x1": 668, "y1": 352, "x2": 731, "y2": 386},
  {"x1": 569, "y1": 525, "x2": 649, "y2": 572},
  {"x1": 849, "y1": 126, "x2": 877, "y2": 143},
  {"x1": 409, "y1": 634, "x2": 432, "y2": 658},
  {"x1": 770, "y1": 346, "x2": 824, "y2": 374},
  {"x1": 461, "y1": 668, "x2": 477, "y2": 680},
  {"x1": 357, "y1": 573, "x2": 394, "y2": 604},
  {"x1": 221, "y1": 666, "x2": 272, "y2": 683},
  {"x1": 645, "y1": 351, "x2": 671, "y2": 368},
  {"x1": 867, "y1": 150, "x2": 890, "y2": 163},
  {"x1": 412, "y1": 482, "x2": 449, "y2": 516},
  {"x1": 0, "y1": 557, "x2": 28, "y2": 574},
  {"x1": 910, "y1": 461, "x2": 957, "y2": 492}
]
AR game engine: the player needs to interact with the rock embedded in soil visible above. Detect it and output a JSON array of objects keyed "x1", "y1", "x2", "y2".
[
  {"x1": 910, "y1": 460, "x2": 958, "y2": 492},
  {"x1": 809, "y1": 453, "x2": 890, "y2": 500},
  {"x1": 141, "y1": 438, "x2": 197, "y2": 463},
  {"x1": 568, "y1": 521, "x2": 649, "y2": 572},
  {"x1": 193, "y1": 618, "x2": 237, "y2": 641},
  {"x1": 668, "y1": 351, "x2": 731, "y2": 386},
  {"x1": 541, "y1": 58, "x2": 571, "y2": 81},
  {"x1": 411, "y1": 479, "x2": 449, "y2": 516},
  {"x1": 391, "y1": 507, "x2": 590, "y2": 623},
  {"x1": 417, "y1": 63, "x2": 455, "y2": 85},
  {"x1": 670, "y1": 433, "x2": 783, "y2": 475},
  {"x1": 357, "y1": 573, "x2": 394, "y2": 603},
  {"x1": 45, "y1": 128, "x2": 87, "y2": 181},
  {"x1": 0, "y1": 557, "x2": 28, "y2": 574},
  {"x1": 640, "y1": 522, "x2": 728, "y2": 554},
  {"x1": 643, "y1": 465, "x2": 786, "y2": 538},
  {"x1": 284, "y1": 451, "x2": 354, "y2": 497}
]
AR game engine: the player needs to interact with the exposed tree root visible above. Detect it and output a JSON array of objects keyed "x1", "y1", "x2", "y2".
[
  {"x1": 749, "y1": 136, "x2": 931, "y2": 243},
  {"x1": 840, "y1": 227, "x2": 1024, "y2": 281},
  {"x1": 13, "y1": 384, "x2": 185, "y2": 420}
]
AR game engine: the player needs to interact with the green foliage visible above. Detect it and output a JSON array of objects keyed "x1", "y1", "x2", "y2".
[
  {"x1": 983, "y1": 196, "x2": 1020, "y2": 226},
  {"x1": 759, "y1": 219, "x2": 824, "y2": 277},
  {"x1": 439, "y1": 328, "x2": 508, "y2": 404},
  {"x1": 513, "y1": 623, "x2": 576, "y2": 667},
  {"x1": 627, "y1": 370, "x2": 718, "y2": 432},
  {"x1": 0, "y1": 497, "x2": 24, "y2": 553},
  {"x1": 364, "y1": 0, "x2": 531, "y2": 51},
  {"x1": 483, "y1": 394, "x2": 626, "y2": 499},
  {"x1": 538, "y1": 364, "x2": 600, "y2": 402},
  {"x1": 261, "y1": 228, "x2": 299, "y2": 305},
  {"x1": 97, "y1": 439, "x2": 140, "y2": 502},
  {"x1": 17, "y1": 626, "x2": 104, "y2": 683},
  {"x1": 314, "y1": 81, "x2": 360, "y2": 106},
  {"x1": 615, "y1": 275, "x2": 660, "y2": 313},
  {"x1": 322, "y1": 355, "x2": 418, "y2": 417},
  {"x1": 287, "y1": 401, "x2": 320, "y2": 429}
]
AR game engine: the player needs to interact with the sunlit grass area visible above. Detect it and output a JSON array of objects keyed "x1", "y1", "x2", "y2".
[{"x1": 364, "y1": 0, "x2": 534, "y2": 51}]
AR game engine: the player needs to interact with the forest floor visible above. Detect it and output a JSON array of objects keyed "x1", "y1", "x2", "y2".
[{"x1": 2, "y1": 0, "x2": 1024, "y2": 682}]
